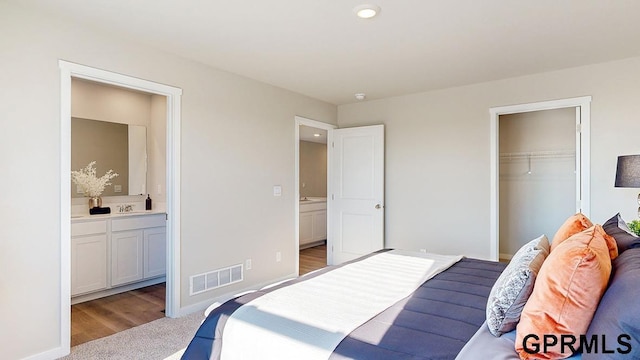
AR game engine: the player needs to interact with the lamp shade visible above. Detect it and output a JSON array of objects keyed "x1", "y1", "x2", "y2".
[{"x1": 615, "y1": 155, "x2": 640, "y2": 188}]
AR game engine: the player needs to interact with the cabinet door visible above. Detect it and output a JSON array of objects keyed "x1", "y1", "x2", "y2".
[
  {"x1": 111, "y1": 230, "x2": 144, "y2": 286},
  {"x1": 144, "y1": 227, "x2": 166, "y2": 279},
  {"x1": 71, "y1": 234, "x2": 107, "y2": 296},
  {"x1": 313, "y1": 210, "x2": 327, "y2": 241},
  {"x1": 300, "y1": 212, "x2": 314, "y2": 246}
]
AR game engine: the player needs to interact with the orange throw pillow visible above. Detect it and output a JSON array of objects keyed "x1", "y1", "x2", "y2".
[
  {"x1": 550, "y1": 213, "x2": 593, "y2": 251},
  {"x1": 515, "y1": 225, "x2": 617, "y2": 359}
]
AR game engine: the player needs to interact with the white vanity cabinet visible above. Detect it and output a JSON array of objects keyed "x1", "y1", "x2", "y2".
[
  {"x1": 71, "y1": 212, "x2": 166, "y2": 302},
  {"x1": 111, "y1": 214, "x2": 166, "y2": 286},
  {"x1": 71, "y1": 220, "x2": 108, "y2": 296},
  {"x1": 143, "y1": 227, "x2": 167, "y2": 279},
  {"x1": 111, "y1": 230, "x2": 144, "y2": 286},
  {"x1": 299, "y1": 201, "x2": 327, "y2": 248}
]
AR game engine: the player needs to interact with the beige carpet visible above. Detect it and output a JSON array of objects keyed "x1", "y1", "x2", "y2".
[{"x1": 60, "y1": 311, "x2": 203, "y2": 360}]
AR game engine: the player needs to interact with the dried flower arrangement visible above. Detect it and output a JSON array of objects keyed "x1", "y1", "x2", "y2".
[{"x1": 71, "y1": 161, "x2": 119, "y2": 198}]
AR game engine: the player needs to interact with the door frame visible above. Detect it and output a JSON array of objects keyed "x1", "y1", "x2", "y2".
[
  {"x1": 489, "y1": 96, "x2": 591, "y2": 261},
  {"x1": 59, "y1": 61, "x2": 182, "y2": 355},
  {"x1": 294, "y1": 116, "x2": 336, "y2": 272}
]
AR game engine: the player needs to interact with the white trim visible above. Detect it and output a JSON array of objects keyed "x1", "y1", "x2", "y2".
[
  {"x1": 489, "y1": 96, "x2": 591, "y2": 261},
  {"x1": 58, "y1": 66, "x2": 72, "y2": 359},
  {"x1": 294, "y1": 116, "x2": 336, "y2": 271},
  {"x1": 71, "y1": 277, "x2": 165, "y2": 305},
  {"x1": 25, "y1": 68, "x2": 73, "y2": 360},
  {"x1": 58, "y1": 60, "x2": 182, "y2": 357},
  {"x1": 499, "y1": 253, "x2": 514, "y2": 261}
]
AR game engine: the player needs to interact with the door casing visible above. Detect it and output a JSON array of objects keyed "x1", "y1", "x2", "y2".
[{"x1": 59, "y1": 60, "x2": 182, "y2": 358}]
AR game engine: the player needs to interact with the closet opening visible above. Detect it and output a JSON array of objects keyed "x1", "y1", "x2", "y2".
[
  {"x1": 498, "y1": 108, "x2": 576, "y2": 261},
  {"x1": 489, "y1": 96, "x2": 591, "y2": 262}
]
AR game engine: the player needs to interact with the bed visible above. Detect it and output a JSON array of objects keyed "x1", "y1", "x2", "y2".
[
  {"x1": 181, "y1": 213, "x2": 640, "y2": 360},
  {"x1": 182, "y1": 249, "x2": 506, "y2": 360}
]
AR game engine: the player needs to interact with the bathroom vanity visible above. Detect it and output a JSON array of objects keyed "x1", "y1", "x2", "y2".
[
  {"x1": 299, "y1": 197, "x2": 327, "y2": 249},
  {"x1": 70, "y1": 211, "x2": 166, "y2": 304}
]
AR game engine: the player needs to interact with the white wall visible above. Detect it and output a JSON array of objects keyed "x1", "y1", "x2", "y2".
[
  {"x1": 149, "y1": 95, "x2": 167, "y2": 208},
  {"x1": 299, "y1": 141, "x2": 328, "y2": 197},
  {"x1": 0, "y1": 2, "x2": 336, "y2": 359},
  {"x1": 72, "y1": 78, "x2": 151, "y2": 126},
  {"x1": 71, "y1": 79, "x2": 158, "y2": 200},
  {"x1": 338, "y1": 56, "x2": 640, "y2": 259}
]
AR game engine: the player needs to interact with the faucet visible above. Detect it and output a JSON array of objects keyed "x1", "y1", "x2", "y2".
[{"x1": 118, "y1": 204, "x2": 134, "y2": 213}]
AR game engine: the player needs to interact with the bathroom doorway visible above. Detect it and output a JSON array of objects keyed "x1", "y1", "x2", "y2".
[
  {"x1": 69, "y1": 78, "x2": 168, "y2": 346},
  {"x1": 294, "y1": 117, "x2": 336, "y2": 275},
  {"x1": 59, "y1": 61, "x2": 182, "y2": 354}
]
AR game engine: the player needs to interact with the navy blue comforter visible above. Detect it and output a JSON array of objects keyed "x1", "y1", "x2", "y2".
[{"x1": 182, "y1": 254, "x2": 506, "y2": 360}]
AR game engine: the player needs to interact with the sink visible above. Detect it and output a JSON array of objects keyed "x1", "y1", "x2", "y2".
[
  {"x1": 115, "y1": 210, "x2": 148, "y2": 215},
  {"x1": 71, "y1": 215, "x2": 85, "y2": 218}
]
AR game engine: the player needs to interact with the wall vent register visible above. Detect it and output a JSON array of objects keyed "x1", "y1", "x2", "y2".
[{"x1": 190, "y1": 264, "x2": 243, "y2": 295}]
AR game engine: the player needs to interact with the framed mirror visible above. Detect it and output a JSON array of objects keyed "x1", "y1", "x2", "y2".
[{"x1": 71, "y1": 117, "x2": 147, "y2": 197}]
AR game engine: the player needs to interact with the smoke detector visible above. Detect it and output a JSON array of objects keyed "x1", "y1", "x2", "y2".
[{"x1": 355, "y1": 93, "x2": 366, "y2": 101}]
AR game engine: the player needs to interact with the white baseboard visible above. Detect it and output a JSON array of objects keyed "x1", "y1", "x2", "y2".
[
  {"x1": 71, "y1": 276, "x2": 166, "y2": 305},
  {"x1": 21, "y1": 346, "x2": 68, "y2": 360},
  {"x1": 499, "y1": 252, "x2": 514, "y2": 261}
]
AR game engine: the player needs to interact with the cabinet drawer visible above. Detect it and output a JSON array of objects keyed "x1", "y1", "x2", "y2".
[
  {"x1": 71, "y1": 220, "x2": 107, "y2": 236},
  {"x1": 112, "y1": 214, "x2": 166, "y2": 232}
]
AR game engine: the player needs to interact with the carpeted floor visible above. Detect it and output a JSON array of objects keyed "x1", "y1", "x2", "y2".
[{"x1": 60, "y1": 311, "x2": 203, "y2": 360}]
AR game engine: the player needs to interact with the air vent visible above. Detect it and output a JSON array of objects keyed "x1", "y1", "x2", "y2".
[{"x1": 190, "y1": 263, "x2": 243, "y2": 296}]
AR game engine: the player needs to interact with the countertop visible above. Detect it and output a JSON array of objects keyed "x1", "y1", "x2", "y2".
[
  {"x1": 71, "y1": 210, "x2": 166, "y2": 222},
  {"x1": 299, "y1": 197, "x2": 327, "y2": 204}
]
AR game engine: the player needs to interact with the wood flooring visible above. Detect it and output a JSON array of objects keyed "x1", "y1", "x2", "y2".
[
  {"x1": 299, "y1": 243, "x2": 327, "y2": 275},
  {"x1": 71, "y1": 283, "x2": 166, "y2": 347},
  {"x1": 70, "y1": 244, "x2": 327, "y2": 347}
]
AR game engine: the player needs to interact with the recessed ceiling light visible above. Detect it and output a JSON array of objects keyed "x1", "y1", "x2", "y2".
[
  {"x1": 355, "y1": 93, "x2": 366, "y2": 101},
  {"x1": 313, "y1": 133, "x2": 321, "y2": 137},
  {"x1": 354, "y1": 4, "x2": 381, "y2": 19}
]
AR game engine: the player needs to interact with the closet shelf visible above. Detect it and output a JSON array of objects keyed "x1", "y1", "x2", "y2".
[{"x1": 499, "y1": 150, "x2": 575, "y2": 161}]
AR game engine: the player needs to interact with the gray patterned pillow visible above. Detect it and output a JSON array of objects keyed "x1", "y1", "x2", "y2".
[{"x1": 486, "y1": 235, "x2": 550, "y2": 336}]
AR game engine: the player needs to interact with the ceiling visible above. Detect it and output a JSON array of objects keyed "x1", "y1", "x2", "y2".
[
  {"x1": 14, "y1": 0, "x2": 640, "y2": 105},
  {"x1": 300, "y1": 125, "x2": 327, "y2": 144}
]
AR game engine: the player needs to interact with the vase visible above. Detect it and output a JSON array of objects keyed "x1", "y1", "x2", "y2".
[{"x1": 88, "y1": 196, "x2": 102, "y2": 209}]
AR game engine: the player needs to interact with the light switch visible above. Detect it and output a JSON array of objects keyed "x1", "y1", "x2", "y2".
[
  {"x1": 114, "y1": 184, "x2": 122, "y2": 193},
  {"x1": 273, "y1": 185, "x2": 282, "y2": 197}
]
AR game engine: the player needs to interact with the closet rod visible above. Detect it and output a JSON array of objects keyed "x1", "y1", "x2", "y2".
[{"x1": 499, "y1": 150, "x2": 575, "y2": 161}]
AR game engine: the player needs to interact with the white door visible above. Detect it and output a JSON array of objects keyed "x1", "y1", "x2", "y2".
[{"x1": 329, "y1": 125, "x2": 384, "y2": 264}]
